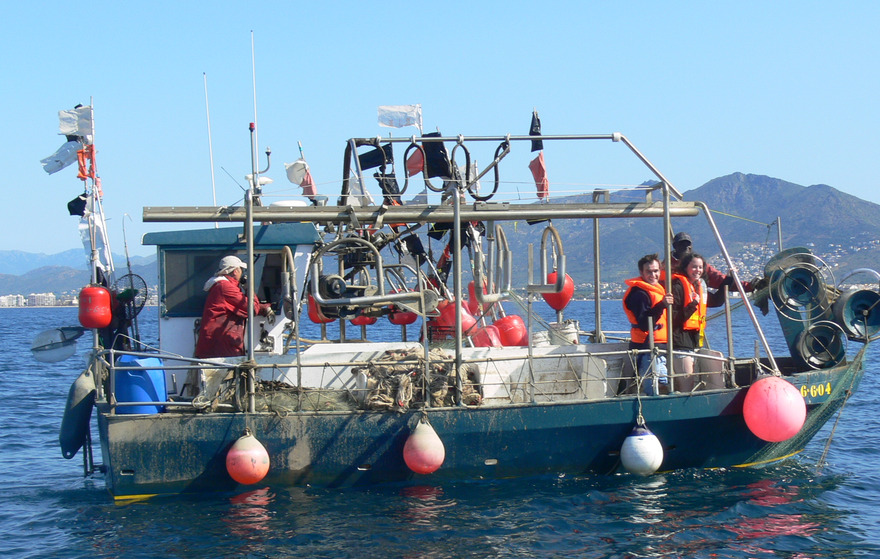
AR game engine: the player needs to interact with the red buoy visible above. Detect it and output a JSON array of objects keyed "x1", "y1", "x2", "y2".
[
  {"x1": 743, "y1": 376, "x2": 807, "y2": 442},
  {"x1": 435, "y1": 300, "x2": 477, "y2": 333},
  {"x1": 307, "y1": 294, "x2": 334, "y2": 324},
  {"x1": 78, "y1": 285, "x2": 112, "y2": 329},
  {"x1": 541, "y1": 272, "x2": 575, "y2": 311},
  {"x1": 226, "y1": 430, "x2": 270, "y2": 485},
  {"x1": 494, "y1": 315, "x2": 527, "y2": 346},
  {"x1": 471, "y1": 324, "x2": 502, "y2": 347},
  {"x1": 351, "y1": 314, "x2": 377, "y2": 326},
  {"x1": 403, "y1": 421, "x2": 445, "y2": 474},
  {"x1": 389, "y1": 306, "x2": 418, "y2": 325}
]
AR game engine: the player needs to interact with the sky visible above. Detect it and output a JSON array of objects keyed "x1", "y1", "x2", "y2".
[{"x1": 3, "y1": 1, "x2": 878, "y2": 258}]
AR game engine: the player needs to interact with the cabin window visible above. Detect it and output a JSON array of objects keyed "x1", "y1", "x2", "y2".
[
  {"x1": 162, "y1": 251, "x2": 224, "y2": 317},
  {"x1": 160, "y1": 250, "x2": 285, "y2": 317}
]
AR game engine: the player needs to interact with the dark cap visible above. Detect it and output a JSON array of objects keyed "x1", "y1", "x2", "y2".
[{"x1": 672, "y1": 232, "x2": 692, "y2": 245}]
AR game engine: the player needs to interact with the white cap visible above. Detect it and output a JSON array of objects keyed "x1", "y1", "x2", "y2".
[{"x1": 218, "y1": 255, "x2": 246, "y2": 272}]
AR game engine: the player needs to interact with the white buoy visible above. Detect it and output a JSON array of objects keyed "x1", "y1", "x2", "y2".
[
  {"x1": 620, "y1": 425, "x2": 664, "y2": 475},
  {"x1": 403, "y1": 421, "x2": 445, "y2": 474}
]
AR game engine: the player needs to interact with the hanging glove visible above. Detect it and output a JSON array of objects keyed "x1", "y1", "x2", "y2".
[
  {"x1": 262, "y1": 307, "x2": 276, "y2": 324},
  {"x1": 751, "y1": 276, "x2": 769, "y2": 292}
]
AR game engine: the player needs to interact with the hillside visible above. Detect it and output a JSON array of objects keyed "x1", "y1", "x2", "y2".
[
  {"x1": 502, "y1": 173, "x2": 880, "y2": 289},
  {"x1": 2, "y1": 173, "x2": 879, "y2": 297}
]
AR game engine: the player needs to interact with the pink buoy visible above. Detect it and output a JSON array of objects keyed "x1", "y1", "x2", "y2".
[
  {"x1": 226, "y1": 430, "x2": 270, "y2": 485},
  {"x1": 494, "y1": 315, "x2": 527, "y2": 346},
  {"x1": 743, "y1": 376, "x2": 807, "y2": 442},
  {"x1": 403, "y1": 421, "x2": 445, "y2": 474},
  {"x1": 471, "y1": 324, "x2": 502, "y2": 347},
  {"x1": 541, "y1": 272, "x2": 575, "y2": 311}
]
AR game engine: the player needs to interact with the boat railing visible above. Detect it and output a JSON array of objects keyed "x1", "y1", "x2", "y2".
[{"x1": 96, "y1": 343, "x2": 740, "y2": 415}]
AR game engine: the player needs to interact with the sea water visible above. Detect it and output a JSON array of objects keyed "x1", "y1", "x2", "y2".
[{"x1": 2, "y1": 302, "x2": 879, "y2": 558}]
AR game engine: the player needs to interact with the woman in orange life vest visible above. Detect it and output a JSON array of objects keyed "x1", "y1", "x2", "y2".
[
  {"x1": 670, "y1": 252, "x2": 727, "y2": 391},
  {"x1": 623, "y1": 254, "x2": 674, "y2": 396}
]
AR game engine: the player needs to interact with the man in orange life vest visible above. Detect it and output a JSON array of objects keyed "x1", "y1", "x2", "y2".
[{"x1": 623, "y1": 254, "x2": 674, "y2": 396}]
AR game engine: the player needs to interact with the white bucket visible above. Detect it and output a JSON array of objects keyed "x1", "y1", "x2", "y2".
[{"x1": 549, "y1": 320, "x2": 579, "y2": 345}]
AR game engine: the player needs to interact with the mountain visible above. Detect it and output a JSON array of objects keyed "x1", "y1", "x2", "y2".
[
  {"x1": 2, "y1": 173, "x2": 878, "y2": 296},
  {"x1": 502, "y1": 173, "x2": 880, "y2": 288},
  {"x1": 0, "y1": 249, "x2": 155, "y2": 276},
  {"x1": 0, "y1": 260, "x2": 157, "y2": 296}
]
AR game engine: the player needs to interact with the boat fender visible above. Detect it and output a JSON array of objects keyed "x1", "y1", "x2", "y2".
[
  {"x1": 620, "y1": 425, "x2": 664, "y2": 475},
  {"x1": 226, "y1": 429, "x2": 270, "y2": 485},
  {"x1": 743, "y1": 375, "x2": 806, "y2": 442},
  {"x1": 59, "y1": 367, "x2": 97, "y2": 459},
  {"x1": 403, "y1": 420, "x2": 445, "y2": 474}
]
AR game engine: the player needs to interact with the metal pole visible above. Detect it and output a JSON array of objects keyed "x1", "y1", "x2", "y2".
[
  {"x1": 696, "y1": 201, "x2": 780, "y2": 374},
  {"x1": 246, "y1": 123, "x2": 257, "y2": 413},
  {"x1": 592, "y1": 190, "x2": 607, "y2": 343},
  {"x1": 776, "y1": 216, "x2": 783, "y2": 251},
  {"x1": 662, "y1": 184, "x2": 674, "y2": 393},
  {"x1": 452, "y1": 187, "x2": 464, "y2": 405}
]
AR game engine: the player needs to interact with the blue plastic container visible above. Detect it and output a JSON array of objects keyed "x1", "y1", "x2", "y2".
[{"x1": 114, "y1": 355, "x2": 167, "y2": 414}]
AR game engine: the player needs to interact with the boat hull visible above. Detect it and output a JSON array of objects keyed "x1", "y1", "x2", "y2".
[{"x1": 95, "y1": 351, "x2": 865, "y2": 499}]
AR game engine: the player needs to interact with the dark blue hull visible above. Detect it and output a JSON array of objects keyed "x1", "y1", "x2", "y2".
[{"x1": 95, "y1": 350, "x2": 865, "y2": 499}]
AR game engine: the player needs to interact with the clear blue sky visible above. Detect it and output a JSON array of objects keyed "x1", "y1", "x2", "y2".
[{"x1": 3, "y1": 1, "x2": 878, "y2": 258}]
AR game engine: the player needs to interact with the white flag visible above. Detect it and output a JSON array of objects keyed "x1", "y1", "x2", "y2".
[
  {"x1": 40, "y1": 140, "x2": 81, "y2": 174},
  {"x1": 285, "y1": 158, "x2": 310, "y2": 185},
  {"x1": 378, "y1": 104, "x2": 422, "y2": 131},
  {"x1": 59, "y1": 106, "x2": 94, "y2": 139}
]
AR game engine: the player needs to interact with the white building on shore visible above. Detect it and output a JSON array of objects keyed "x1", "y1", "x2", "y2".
[{"x1": 27, "y1": 293, "x2": 57, "y2": 306}]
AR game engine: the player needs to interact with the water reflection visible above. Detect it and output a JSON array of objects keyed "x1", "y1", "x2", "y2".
[{"x1": 223, "y1": 487, "x2": 274, "y2": 538}]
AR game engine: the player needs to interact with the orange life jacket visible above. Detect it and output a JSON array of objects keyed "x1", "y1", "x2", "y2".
[
  {"x1": 674, "y1": 274, "x2": 708, "y2": 346},
  {"x1": 623, "y1": 278, "x2": 669, "y2": 344}
]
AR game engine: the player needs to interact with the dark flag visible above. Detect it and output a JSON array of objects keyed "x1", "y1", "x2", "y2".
[
  {"x1": 421, "y1": 131, "x2": 453, "y2": 178},
  {"x1": 357, "y1": 143, "x2": 394, "y2": 170},
  {"x1": 529, "y1": 110, "x2": 543, "y2": 152}
]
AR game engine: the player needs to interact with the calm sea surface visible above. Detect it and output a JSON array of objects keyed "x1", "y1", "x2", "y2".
[{"x1": 3, "y1": 302, "x2": 879, "y2": 558}]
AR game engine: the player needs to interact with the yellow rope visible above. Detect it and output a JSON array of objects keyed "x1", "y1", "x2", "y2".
[{"x1": 708, "y1": 208, "x2": 773, "y2": 227}]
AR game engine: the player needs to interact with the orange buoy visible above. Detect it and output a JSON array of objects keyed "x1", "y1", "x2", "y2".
[
  {"x1": 743, "y1": 376, "x2": 807, "y2": 442},
  {"x1": 494, "y1": 314, "x2": 527, "y2": 346},
  {"x1": 226, "y1": 429, "x2": 270, "y2": 485},
  {"x1": 541, "y1": 272, "x2": 575, "y2": 311},
  {"x1": 78, "y1": 285, "x2": 112, "y2": 329},
  {"x1": 403, "y1": 421, "x2": 445, "y2": 474}
]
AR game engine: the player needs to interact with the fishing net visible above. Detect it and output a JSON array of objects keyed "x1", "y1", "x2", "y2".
[{"x1": 741, "y1": 344, "x2": 867, "y2": 467}]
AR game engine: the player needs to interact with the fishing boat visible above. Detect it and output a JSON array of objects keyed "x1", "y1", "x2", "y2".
[{"x1": 54, "y1": 115, "x2": 879, "y2": 499}]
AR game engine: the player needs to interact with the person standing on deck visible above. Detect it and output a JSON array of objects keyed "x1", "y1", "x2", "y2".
[
  {"x1": 623, "y1": 254, "x2": 674, "y2": 396},
  {"x1": 667, "y1": 231, "x2": 765, "y2": 292},
  {"x1": 195, "y1": 255, "x2": 275, "y2": 358},
  {"x1": 670, "y1": 252, "x2": 726, "y2": 391}
]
